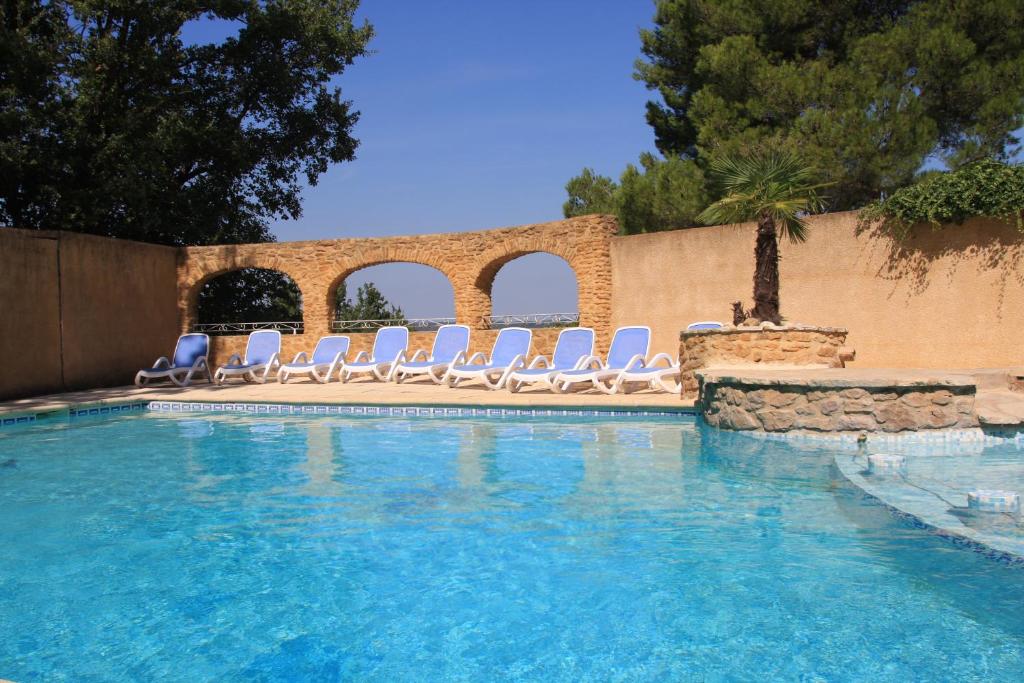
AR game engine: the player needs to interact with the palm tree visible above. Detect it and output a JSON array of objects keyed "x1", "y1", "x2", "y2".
[{"x1": 698, "y1": 151, "x2": 828, "y2": 325}]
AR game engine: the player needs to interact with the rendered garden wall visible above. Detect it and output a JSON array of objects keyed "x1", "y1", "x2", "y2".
[
  {"x1": 610, "y1": 211, "x2": 1024, "y2": 368},
  {"x1": 0, "y1": 229, "x2": 179, "y2": 400}
]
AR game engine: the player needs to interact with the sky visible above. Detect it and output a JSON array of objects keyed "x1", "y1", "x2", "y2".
[{"x1": 185, "y1": 1, "x2": 660, "y2": 318}]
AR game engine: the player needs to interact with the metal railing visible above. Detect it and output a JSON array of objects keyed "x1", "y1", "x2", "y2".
[
  {"x1": 482, "y1": 312, "x2": 579, "y2": 329},
  {"x1": 195, "y1": 313, "x2": 581, "y2": 336},
  {"x1": 330, "y1": 318, "x2": 454, "y2": 332},
  {"x1": 192, "y1": 321, "x2": 304, "y2": 335}
]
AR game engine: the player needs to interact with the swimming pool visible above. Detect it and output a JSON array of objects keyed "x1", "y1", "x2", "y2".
[{"x1": 2, "y1": 412, "x2": 1024, "y2": 680}]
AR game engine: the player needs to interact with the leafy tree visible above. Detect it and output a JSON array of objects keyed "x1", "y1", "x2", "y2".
[
  {"x1": 860, "y1": 159, "x2": 1024, "y2": 237},
  {"x1": 635, "y1": 0, "x2": 1024, "y2": 210},
  {"x1": 563, "y1": 168, "x2": 617, "y2": 218},
  {"x1": 562, "y1": 153, "x2": 707, "y2": 233},
  {"x1": 698, "y1": 151, "x2": 827, "y2": 324},
  {"x1": 617, "y1": 153, "x2": 707, "y2": 233},
  {"x1": 197, "y1": 269, "x2": 303, "y2": 325},
  {"x1": 334, "y1": 281, "x2": 406, "y2": 326},
  {"x1": 1, "y1": 0, "x2": 372, "y2": 245}
]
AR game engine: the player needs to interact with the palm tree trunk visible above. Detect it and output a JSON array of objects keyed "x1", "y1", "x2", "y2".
[{"x1": 750, "y1": 213, "x2": 781, "y2": 324}]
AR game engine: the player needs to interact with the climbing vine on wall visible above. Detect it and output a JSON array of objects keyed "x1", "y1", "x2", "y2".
[{"x1": 859, "y1": 160, "x2": 1024, "y2": 238}]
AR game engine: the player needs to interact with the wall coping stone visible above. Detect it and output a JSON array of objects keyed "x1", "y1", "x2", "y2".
[
  {"x1": 680, "y1": 323, "x2": 849, "y2": 340},
  {"x1": 697, "y1": 368, "x2": 977, "y2": 390}
]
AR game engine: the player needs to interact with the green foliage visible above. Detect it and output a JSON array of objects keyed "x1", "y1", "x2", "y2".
[
  {"x1": 563, "y1": 169, "x2": 617, "y2": 218},
  {"x1": 197, "y1": 269, "x2": 303, "y2": 324},
  {"x1": 635, "y1": 0, "x2": 1024, "y2": 210},
  {"x1": 562, "y1": 154, "x2": 707, "y2": 234},
  {"x1": 698, "y1": 151, "x2": 827, "y2": 242},
  {"x1": 335, "y1": 281, "x2": 406, "y2": 324},
  {"x1": 859, "y1": 160, "x2": 1024, "y2": 238},
  {"x1": 0, "y1": 0, "x2": 372, "y2": 246}
]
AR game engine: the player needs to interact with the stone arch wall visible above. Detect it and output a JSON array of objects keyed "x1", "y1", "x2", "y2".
[{"x1": 178, "y1": 214, "x2": 617, "y2": 351}]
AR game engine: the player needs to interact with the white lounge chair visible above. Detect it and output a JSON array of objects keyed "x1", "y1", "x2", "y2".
[
  {"x1": 393, "y1": 324, "x2": 471, "y2": 384},
  {"x1": 602, "y1": 352, "x2": 681, "y2": 394},
  {"x1": 687, "y1": 321, "x2": 724, "y2": 331},
  {"x1": 277, "y1": 335, "x2": 350, "y2": 383},
  {"x1": 339, "y1": 326, "x2": 409, "y2": 382},
  {"x1": 135, "y1": 333, "x2": 211, "y2": 387},
  {"x1": 213, "y1": 330, "x2": 282, "y2": 384},
  {"x1": 506, "y1": 327, "x2": 595, "y2": 393},
  {"x1": 550, "y1": 326, "x2": 651, "y2": 394},
  {"x1": 445, "y1": 327, "x2": 532, "y2": 390}
]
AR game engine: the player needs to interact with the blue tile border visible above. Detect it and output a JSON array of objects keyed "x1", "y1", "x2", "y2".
[
  {"x1": 0, "y1": 414, "x2": 37, "y2": 428},
  {"x1": 68, "y1": 402, "x2": 148, "y2": 419},
  {"x1": 145, "y1": 400, "x2": 694, "y2": 419}
]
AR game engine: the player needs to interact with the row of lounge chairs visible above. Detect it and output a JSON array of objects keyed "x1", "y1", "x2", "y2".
[{"x1": 135, "y1": 322, "x2": 723, "y2": 394}]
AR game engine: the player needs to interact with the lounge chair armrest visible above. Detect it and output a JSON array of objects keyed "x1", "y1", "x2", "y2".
[
  {"x1": 623, "y1": 354, "x2": 647, "y2": 371},
  {"x1": 578, "y1": 354, "x2": 604, "y2": 370},
  {"x1": 465, "y1": 351, "x2": 488, "y2": 365},
  {"x1": 290, "y1": 351, "x2": 309, "y2": 364},
  {"x1": 526, "y1": 355, "x2": 550, "y2": 369},
  {"x1": 408, "y1": 349, "x2": 429, "y2": 362},
  {"x1": 191, "y1": 355, "x2": 208, "y2": 371},
  {"x1": 448, "y1": 350, "x2": 467, "y2": 367},
  {"x1": 646, "y1": 353, "x2": 677, "y2": 368},
  {"x1": 224, "y1": 353, "x2": 243, "y2": 367},
  {"x1": 353, "y1": 350, "x2": 370, "y2": 363},
  {"x1": 571, "y1": 355, "x2": 592, "y2": 370},
  {"x1": 267, "y1": 352, "x2": 281, "y2": 368},
  {"x1": 152, "y1": 356, "x2": 171, "y2": 369},
  {"x1": 507, "y1": 354, "x2": 528, "y2": 371}
]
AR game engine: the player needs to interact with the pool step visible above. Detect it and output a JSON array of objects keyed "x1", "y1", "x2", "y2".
[{"x1": 975, "y1": 389, "x2": 1024, "y2": 429}]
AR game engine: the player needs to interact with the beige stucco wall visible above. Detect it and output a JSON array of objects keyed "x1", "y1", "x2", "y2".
[
  {"x1": 0, "y1": 230, "x2": 63, "y2": 398},
  {"x1": 611, "y1": 211, "x2": 1024, "y2": 368},
  {"x1": 0, "y1": 229, "x2": 179, "y2": 399},
  {"x1": 58, "y1": 232, "x2": 180, "y2": 390}
]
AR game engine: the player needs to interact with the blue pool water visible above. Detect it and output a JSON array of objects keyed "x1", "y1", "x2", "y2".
[{"x1": 2, "y1": 413, "x2": 1024, "y2": 681}]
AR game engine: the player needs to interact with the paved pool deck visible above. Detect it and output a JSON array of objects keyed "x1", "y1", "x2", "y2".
[{"x1": 0, "y1": 377, "x2": 692, "y2": 420}]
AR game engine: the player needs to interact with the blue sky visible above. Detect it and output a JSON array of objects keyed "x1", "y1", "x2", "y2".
[{"x1": 187, "y1": 1, "x2": 659, "y2": 317}]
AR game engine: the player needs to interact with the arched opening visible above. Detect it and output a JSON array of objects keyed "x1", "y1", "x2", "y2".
[
  {"x1": 330, "y1": 263, "x2": 455, "y2": 332},
  {"x1": 488, "y1": 253, "x2": 578, "y2": 328},
  {"x1": 195, "y1": 268, "x2": 303, "y2": 335}
]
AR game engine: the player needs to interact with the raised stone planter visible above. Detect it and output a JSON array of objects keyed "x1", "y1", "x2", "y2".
[
  {"x1": 679, "y1": 324, "x2": 854, "y2": 397},
  {"x1": 698, "y1": 369, "x2": 978, "y2": 434}
]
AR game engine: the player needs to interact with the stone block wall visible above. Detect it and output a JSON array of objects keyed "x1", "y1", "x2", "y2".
[
  {"x1": 679, "y1": 325, "x2": 851, "y2": 397},
  {"x1": 700, "y1": 381, "x2": 978, "y2": 433},
  {"x1": 177, "y1": 215, "x2": 617, "y2": 354}
]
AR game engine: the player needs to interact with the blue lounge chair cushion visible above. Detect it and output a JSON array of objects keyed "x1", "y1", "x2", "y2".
[
  {"x1": 345, "y1": 361, "x2": 379, "y2": 370},
  {"x1": 513, "y1": 367, "x2": 562, "y2": 377},
  {"x1": 551, "y1": 328, "x2": 594, "y2": 368},
  {"x1": 606, "y1": 327, "x2": 651, "y2": 369},
  {"x1": 311, "y1": 336, "x2": 350, "y2": 364},
  {"x1": 430, "y1": 325, "x2": 470, "y2": 362},
  {"x1": 622, "y1": 366, "x2": 672, "y2": 375},
  {"x1": 229, "y1": 362, "x2": 268, "y2": 370},
  {"x1": 490, "y1": 328, "x2": 532, "y2": 366},
  {"x1": 399, "y1": 360, "x2": 440, "y2": 370},
  {"x1": 170, "y1": 333, "x2": 208, "y2": 368},
  {"x1": 245, "y1": 330, "x2": 281, "y2": 365},
  {"x1": 452, "y1": 363, "x2": 505, "y2": 373},
  {"x1": 555, "y1": 367, "x2": 600, "y2": 378},
  {"x1": 369, "y1": 327, "x2": 409, "y2": 362}
]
